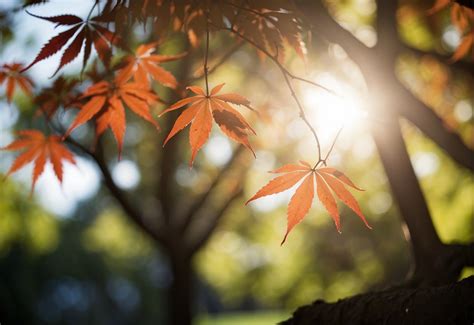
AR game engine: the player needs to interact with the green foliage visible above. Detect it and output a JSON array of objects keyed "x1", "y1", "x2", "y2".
[{"x1": 0, "y1": 180, "x2": 59, "y2": 255}]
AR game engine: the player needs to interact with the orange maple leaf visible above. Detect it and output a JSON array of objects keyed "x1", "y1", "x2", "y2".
[
  {"x1": 2, "y1": 130, "x2": 76, "y2": 191},
  {"x1": 428, "y1": 0, "x2": 474, "y2": 61},
  {"x1": 161, "y1": 83, "x2": 256, "y2": 166},
  {"x1": 427, "y1": 0, "x2": 451, "y2": 15},
  {"x1": 451, "y1": 33, "x2": 473, "y2": 62},
  {"x1": 64, "y1": 78, "x2": 160, "y2": 157},
  {"x1": 246, "y1": 162, "x2": 371, "y2": 244},
  {"x1": 116, "y1": 42, "x2": 186, "y2": 89},
  {"x1": 0, "y1": 63, "x2": 34, "y2": 103}
]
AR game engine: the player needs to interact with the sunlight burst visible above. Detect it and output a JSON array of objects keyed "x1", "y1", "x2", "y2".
[{"x1": 302, "y1": 75, "x2": 368, "y2": 146}]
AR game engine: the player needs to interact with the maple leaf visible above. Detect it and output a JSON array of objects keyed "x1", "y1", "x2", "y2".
[
  {"x1": 138, "y1": 1, "x2": 306, "y2": 60},
  {"x1": 34, "y1": 77, "x2": 79, "y2": 118},
  {"x1": 161, "y1": 83, "x2": 256, "y2": 166},
  {"x1": 21, "y1": 11, "x2": 121, "y2": 75},
  {"x1": 116, "y1": 42, "x2": 186, "y2": 89},
  {"x1": 2, "y1": 130, "x2": 76, "y2": 192},
  {"x1": 63, "y1": 78, "x2": 160, "y2": 157},
  {"x1": 451, "y1": 33, "x2": 473, "y2": 62},
  {"x1": 23, "y1": 0, "x2": 50, "y2": 6},
  {"x1": 246, "y1": 162, "x2": 371, "y2": 244},
  {"x1": 0, "y1": 63, "x2": 34, "y2": 103},
  {"x1": 428, "y1": 1, "x2": 474, "y2": 61},
  {"x1": 231, "y1": 5, "x2": 307, "y2": 61},
  {"x1": 427, "y1": 0, "x2": 451, "y2": 15}
]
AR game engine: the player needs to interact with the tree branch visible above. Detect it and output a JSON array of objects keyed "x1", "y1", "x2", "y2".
[
  {"x1": 64, "y1": 137, "x2": 165, "y2": 243},
  {"x1": 371, "y1": 118, "x2": 447, "y2": 284},
  {"x1": 213, "y1": 23, "x2": 331, "y2": 162},
  {"x1": 280, "y1": 67, "x2": 322, "y2": 162},
  {"x1": 282, "y1": 275, "x2": 474, "y2": 324},
  {"x1": 178, "y1": 146, "x2": 243, "y2": 232},
  {"x1": 187, "y1": 42, "x2": 243, "y2": 83},
  {"x1": 402, "y1": 44, "x2": 474, "y2": 72},
  {"x1": 189, "y1": 187, "x2": 244, "y2": 255},
  {"x1": 157, "y1": 46, "x2": 192, "y2": 224},
  {"x1": 394, "y1": 82, "x2": 474, "y2": 171},
  {"x1": 294, "y1": 0, "x2": 372, "y2": 70},
  {"x1": 204, "y1": 9, "x2": 210, "y2": 95}
]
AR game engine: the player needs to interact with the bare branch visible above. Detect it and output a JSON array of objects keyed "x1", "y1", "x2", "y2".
[
  {"x1": 189, "y1": 187, "x2": 244, "y2": 254},
  {"x1": 320, "y1": 127, "x2": 343, "y2": 167},
  {"x1": 280, "y1": 68, "x2": 322, "y2": 162},
  {"x1": 213, "y1": 23, "x2": 330, "y2": 162},
  {"x1": 188, "y1": 42, "x2": 243, "y2": 83},
  {"x1": 294, "y1": 0, "x2": 371, "y2": 70},
  {"x1": 402, "y1": 45, "x2": 474, "y2": 72},
  {"x1": 157, "y1": 47, "x2": 193, "y2": 224},
  {"x1": 179, "y1": 146, "x2": 244, "y2": 232},
  {"x1": 204, "y1": 10, "x2": 211, "y2": 95},
  {"x1": 283, "y1": 275, "x2": 474, "y2": 324},
  {"x1": 394, "y1": 82, "x2": 474, "y2": 171},
  {"x1": 64, "y1": 137, "x2": 165, "y2": 243},
  {"x1": 371, "y1": 119, "x2": 443, "y2": 277}
]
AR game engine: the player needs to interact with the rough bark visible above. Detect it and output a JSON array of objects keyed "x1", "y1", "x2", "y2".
[{"x1": 282, "y1": 276, "x2": 474, "y2": 325}]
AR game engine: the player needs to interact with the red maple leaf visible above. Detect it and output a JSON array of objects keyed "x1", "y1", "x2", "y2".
[{"x1": 22, "y1": 11, "x2": 121, "y2": 75}]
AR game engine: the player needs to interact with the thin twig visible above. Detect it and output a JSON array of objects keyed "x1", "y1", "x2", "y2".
[
  {"x1": 45, "y1": 119, "x2": 165, "y2": 243},
  {"x1": 229, "y1": 0, "x2": 246, "y2": 30},
  {"x1": 218, "y1": 25, "x2": 337, "y2": 95},
  {"x1": 204, "y1": 10, "x2": 211, "y2": 95},
  {"x1": 281, "y1": 69, "x2": 322, "y2": 162},
  {"x1": 189, "y1": 187, "x2": 244, "y2": 254},
  {"x1": 215, "y1": 23, "x2": 325, "y2": 162},
  {"x1": 86, "y1": 0, "x2": 99, "y2": 21},
  {"x1": 225, "y1": 1, "x2": 276, "y2": 27},
  {"x1": 179, "y1": 146, "x2": 244, "y2": 233},
  {"x1": 188, "y1": 42, "x2": 243, "y2": 83},
  {"x1": 317, "y1": 127, "x2": 343, "y2": 168}
]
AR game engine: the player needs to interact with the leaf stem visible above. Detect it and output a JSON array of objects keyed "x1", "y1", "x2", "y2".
[
  {"x1": 313, "y1": 127, "x2": 343, "y2": 169},
  {"x1": 204, "y1": 10, "x2": 211, "y2": 96},
  {"x1": 86, "y1": 0, "x2": 99, "y2": 22},
  {"x1": 217, "y1": 24, "x2": 324, "y2": 161},
  {"x1": 281, "y1": 69, "x2": 322, "y2": 162},
  {"x1": 187, "y1": 42, "x2": 243, "y2": 83},
  {"x1": 324, "y1": 127, "x2": 343, "y2": 162},
  {"x1": 207, "y1": 22, "x2": 345, "y2": 165}
]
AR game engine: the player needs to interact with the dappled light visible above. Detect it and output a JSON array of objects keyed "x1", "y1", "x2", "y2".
[{"x1": 0, "y1": 0, "x2": 473, "y2": 324}]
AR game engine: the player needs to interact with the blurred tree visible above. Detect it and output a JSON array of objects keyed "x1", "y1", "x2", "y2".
[{"x1": 0, "y1": 0, "x2": 473, "y2": 324}]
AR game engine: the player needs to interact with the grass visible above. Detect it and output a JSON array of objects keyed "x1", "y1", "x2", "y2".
[{"x1": 196, "y1": 311, "x2": 290, "y2": 325}]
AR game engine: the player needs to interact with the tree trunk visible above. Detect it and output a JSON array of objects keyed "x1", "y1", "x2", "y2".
[
  {"x1": 168, "y1": 253, "x2": 193, "y2": 325},
  {"x1": 282, "y1": 276, "x2": 474, "y2": 324},
  {"x1": 370, "y1": 118, "x2": 449, "y2": 285}
]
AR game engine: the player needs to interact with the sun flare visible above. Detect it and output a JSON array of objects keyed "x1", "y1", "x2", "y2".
[{"x1": 302, "y1": 75, "x2": 368, "y2": 145}]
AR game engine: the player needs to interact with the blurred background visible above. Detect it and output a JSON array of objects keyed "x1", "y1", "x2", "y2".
[{"x1": 0, "y1": 0, "x2": 473, "y2": 324}]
